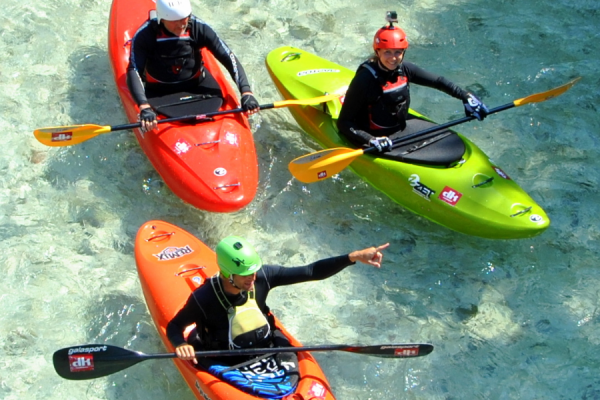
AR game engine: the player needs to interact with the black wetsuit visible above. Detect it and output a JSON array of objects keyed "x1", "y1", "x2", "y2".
[
  {"x1": 126, "y1": 15, "x2": 252, "y2": 108},
  {"x1": 337, "y1": 60, "x2": 469, "y2": 146},
  {"x1": 166, "y1": 254, "x2": 355, "y2": 364}
]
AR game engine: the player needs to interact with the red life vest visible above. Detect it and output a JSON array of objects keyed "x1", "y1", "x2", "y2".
[
  {"x1": 361, "y1": 61, "x2": 410, "y2": 133},
  {"x1": 144, "y1": 20, "x2": 203, "y2": 87}
]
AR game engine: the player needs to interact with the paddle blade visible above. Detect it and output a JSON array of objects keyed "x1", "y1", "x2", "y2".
[
  {"x1": 34, "y1": 125, "x2": 112, "y2": 147},
  {"x1": 344, "y1": 344, "x2": 434, "y2": 358},
  {"x1": 514, "y1": 77, "x2": 581, "y2": 107},
  {"x1": 288, "y1": 147, "x2": 364, "y2": 183},
  {"x1": 273, "y1": 94, "x2": 340, "y2": 108},
  {"x1": 53, "y1": 344, "x2": 149, "y2": 380}
]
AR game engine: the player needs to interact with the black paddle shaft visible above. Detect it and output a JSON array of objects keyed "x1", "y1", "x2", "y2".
[
  {"x1": 54, "y1": 343, "x2": 434, "y2": 380},
  {"x1": 363, "y1": 102, "x2": 515, "y2": 155},
  {"x1": 108, "y1": 103, "x2": 279, "y2": 133}
]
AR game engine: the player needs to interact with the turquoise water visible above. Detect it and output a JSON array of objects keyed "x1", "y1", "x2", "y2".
[{"x1": 1, "y1": 0, "x2": 599, "y2": 399}]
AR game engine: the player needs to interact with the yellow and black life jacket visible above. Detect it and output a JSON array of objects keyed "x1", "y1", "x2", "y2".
[{"x1": 211, "y1": 276, "x2": 271, "y2": 350}]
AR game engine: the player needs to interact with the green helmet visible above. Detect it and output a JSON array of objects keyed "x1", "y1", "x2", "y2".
[{"x1": 216, "y1": 236, "x2": 262, "y2": 278}]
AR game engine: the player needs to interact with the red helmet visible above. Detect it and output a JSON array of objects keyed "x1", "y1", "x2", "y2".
[{"x1": 373, "y1": 26, "x2": 409, "y2": 51}]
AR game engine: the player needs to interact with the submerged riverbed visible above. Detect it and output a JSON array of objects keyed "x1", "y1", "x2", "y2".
[{"x1": 0, "y1": 0, "x2": 599, "y2": 399}]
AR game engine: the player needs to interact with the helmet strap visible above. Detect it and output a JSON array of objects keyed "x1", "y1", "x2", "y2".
[{"x1": 229, "y1": 275, "x2": 243, "y2": 291}]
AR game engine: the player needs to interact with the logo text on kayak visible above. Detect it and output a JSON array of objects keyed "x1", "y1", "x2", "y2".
[
  {"x1": 308, "y1": 381, "x2": 327, "y2": 398},
  {"x1": 174, "y1": 139, "x2": 192, "y2": 155},
  {"x1": 153, "y1": 245, "x2": 194, "y2": 261},
  {"x1": 409, "y1": 174, "x2": 435, "y2": 201},
  {"x1": 297, "y1": 68, "x2": 340, "y2": 76},
  {"x1": 439, "y1": 186, "x2": 463, "y2": 206},
  {"x1": 493, "y1": 166, "x2": 511, "y2": 180}
]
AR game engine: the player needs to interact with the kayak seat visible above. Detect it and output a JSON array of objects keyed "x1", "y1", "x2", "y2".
[
  {"x1": 380, "y1": 118, "x2": 465, "y2": 166},
  {"x1": 146, "y1": 69, "x2": 224, "y2": 118},
  {"x1": 149, "y1": 92, "x2": 223, "y2": 118}
]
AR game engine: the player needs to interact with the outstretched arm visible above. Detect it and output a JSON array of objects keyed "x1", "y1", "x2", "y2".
[{"x1": 265, "y1": 243, "x2": 391, "y2": 288}]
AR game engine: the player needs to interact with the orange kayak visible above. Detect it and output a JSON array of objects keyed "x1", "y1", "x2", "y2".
[
  {"x1": 108, "y1": 0, "x2": 258, "y2": 213},
  {"x1": 134, "y1": 220, "x2": 336, "y2": 399}
]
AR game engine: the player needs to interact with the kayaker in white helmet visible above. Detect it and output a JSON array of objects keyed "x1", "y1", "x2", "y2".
[
  {"x1": 167, "y1": 236, "x2": 389, "y2": 369},
  {"x1": 337, "y1": 11, "x2": 489, "y2": 154},
  {"x1": 127, "y1": 0, "x2": 260, "y2": 133}
]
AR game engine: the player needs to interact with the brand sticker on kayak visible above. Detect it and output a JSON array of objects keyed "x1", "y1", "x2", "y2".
[
  {"x1": 214, "y1": 167, "x2": 227, "y2": 176},
  {"x1": 308, "y1": 381, "x2": 327, "y2": 398},
  {"x1": 317, "y1": 170, "x2": 327, "y2": 179},
  {"x1": 224, "y1": 132, "x2": 238, "y2": 145},
  {"x1": 493, "y1": 166, "x2": 511, "y2": 180},
  {"x1": 153, "y1": 245, "x2": 193, "y2": 261},
  {"x1": 439, "y1": 186, "x2": 463, "y2": 206},
  {"x1": 174, "y1": 139, "x2": 192, "y2": 155},
  {"x1": 409, "y1": 174, "x2": 435, "y2": 201},
  {"x1": 297, "y1": 68, "x2": 340, "y2": 77},
  {"x1": 530, "y1": 214, "x2": 544, "y2": 223}
]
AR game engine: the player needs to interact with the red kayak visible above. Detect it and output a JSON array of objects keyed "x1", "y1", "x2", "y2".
[
  {"x1": 108, "y1": 0, "x2": 258, "y2": 213},
  {"x1": 134, "y1": 220, "x2": 336, "y2": 399}
]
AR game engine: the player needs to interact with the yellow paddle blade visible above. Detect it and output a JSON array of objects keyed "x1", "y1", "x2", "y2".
[
  {"x1": 514, "y1": 77, "x2": 581, "y2": 106},
  {"x1": 33, "y1": 124, "x2": 112, "y2": 147},
  {"x1": 288, "y1": 147, "x2": 365, "y2": 183},
  {"x1": 273, "y1": 94, "x2": 340, "y2": 108}
]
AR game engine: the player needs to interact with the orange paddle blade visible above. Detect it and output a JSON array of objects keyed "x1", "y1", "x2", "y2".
[
  {"x1": 288, "y1": 147, "x2": 365, "y2": 183},
  {"x1": 33, "y1": 124, "x2": 112, "y2": 147},
  {"x1": 514, "y1": 77, "x2": 581, "y2": 106}
]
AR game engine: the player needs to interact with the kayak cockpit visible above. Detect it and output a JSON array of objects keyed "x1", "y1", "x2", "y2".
[{"x1": 323, "y1": 94, "x2": 465, "y2": 167}]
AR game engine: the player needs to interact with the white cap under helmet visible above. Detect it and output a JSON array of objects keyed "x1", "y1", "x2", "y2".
[{"x1": 156, "y1": 0, "x2": 192, "y2": 21}]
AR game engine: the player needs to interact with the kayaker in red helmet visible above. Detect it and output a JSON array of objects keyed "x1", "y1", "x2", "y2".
[
  {"x1": 167, "y1": 236, "x2": 389, "y2": 369},
  {"x1": 126, "y1": 0, "x2": 260, "y2": 133},
  {"x1": 337, "y1": 11, "x2": 489, "y2": 153}
]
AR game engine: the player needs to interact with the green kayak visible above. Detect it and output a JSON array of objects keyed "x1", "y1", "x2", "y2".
[{"x1": 265, "y1": 46, "x2": 550, "y2": 239}]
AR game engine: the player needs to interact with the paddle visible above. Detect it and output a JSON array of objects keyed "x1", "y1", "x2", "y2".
[
  {"x1": 33, "y1": 94, "x2": 340, "y2": 147},
  {"x1": 54, "y1": 342, "x2": 434, "y2": 380},
  {"x1": 288, "y1": 77, "x2": 580, "y2": 183}
]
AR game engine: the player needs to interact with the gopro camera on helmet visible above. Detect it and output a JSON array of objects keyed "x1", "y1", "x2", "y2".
[{"x1": 386, "y1": 11, "x2": 398, "y2": 24}]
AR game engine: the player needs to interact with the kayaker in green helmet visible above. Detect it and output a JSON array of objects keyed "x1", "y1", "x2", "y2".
[
  {"x1": 337, "y1": 11, "x2": 489, "y2": 153},
  {"x1": 167, "y1": 236, "x2": 389, "y2": 369},
  {"x1": 127, "y1": 0, "x2": 260, "y2": 133}
]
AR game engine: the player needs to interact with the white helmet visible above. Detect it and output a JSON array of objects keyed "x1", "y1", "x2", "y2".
[{"x1": 156, "y1": 0, "x2": 192, "y2": 21}]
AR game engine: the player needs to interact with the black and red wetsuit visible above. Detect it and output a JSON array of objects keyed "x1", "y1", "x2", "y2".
[
  {"x1": 337, "y1": 59, "x2": 469, "y2": 146},
  {"x1": 166, "y1": 254, "x2": 355, "y2": 364},
  {"x1": 126, "y1": 15, "x2": 252, "y2": 106}
]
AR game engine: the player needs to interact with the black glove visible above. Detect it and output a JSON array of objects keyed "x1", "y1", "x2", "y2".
[
  {"x1": 368, "y1": 136, "x2": 393, "y2": 152},
  {"x1": 140, "y1": 107, "x2": 157, "y2": 124},
  {"x1": 241, "y1": 93, "x2": 260, "y2": 112},
  {"x1": 463, "y1": 93, "x2": 489, "y2": 121},
  {"x1": 350, "y1": 128, "x2": 374, "y2": 143}
]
